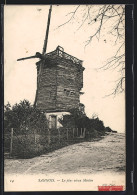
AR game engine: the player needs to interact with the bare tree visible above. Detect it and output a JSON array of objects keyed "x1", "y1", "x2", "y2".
[{"x1": 58, "y1": 5, "x2": 125, "y2": 95}]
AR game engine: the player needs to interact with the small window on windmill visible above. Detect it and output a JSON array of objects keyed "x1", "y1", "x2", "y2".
[
  {"x1": 64, "y1": 89, "x2": 75, "y2": 96},
  {"x1": 70, "y1": 90, "x2": 75, "y2": 95},
  {"x1": 64, "y1": 89, "x2": 69, "y2": 96}
]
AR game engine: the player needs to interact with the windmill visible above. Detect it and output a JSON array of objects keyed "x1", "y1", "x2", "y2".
[
  {"x1": 17, "y1": 5, "x2": 85, "y2": 129},
  {"x1": 17, "y1": 5, "x2": 52, "y2": 107}
]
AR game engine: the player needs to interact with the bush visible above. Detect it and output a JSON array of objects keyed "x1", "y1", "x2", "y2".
[
  {"x1": 4, "y1": 100, "x2": 49, "y2": 158},
  {"x1": 4, "y1": 100, "x2": 48, "y2": 135},
  {"x1": 59, "y1": 108, "x2": 107, "y2": 137},
  {"x1": 11, "y1": 134, "x2": 46, "y2": 158}
]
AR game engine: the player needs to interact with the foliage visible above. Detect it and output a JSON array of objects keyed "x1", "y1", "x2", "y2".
[
  {"x1": 58, "y1": 108, "x2": 85, "y2": 128},
  {"x1": 105, "y1": 126, "x2": 112, "y2": 132},
  {"x1": 59, "y1": 108, "x2": 106, "y2": 133},
  {"x1": 4, "y1": 103, "x2": 110, "y2": 158},
  {"x1": 4, "y1": 100, "x2": 48, "y2": 134}
]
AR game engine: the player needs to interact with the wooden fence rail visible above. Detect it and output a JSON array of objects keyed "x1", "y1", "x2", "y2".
[{"x1": 5, "y1": 127, "x2": 87, "y2": 158}]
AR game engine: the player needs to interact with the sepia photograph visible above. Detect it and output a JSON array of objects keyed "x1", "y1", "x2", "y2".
[{"x1": 4, "y1": 4, "x2": 125, "y2": 191}]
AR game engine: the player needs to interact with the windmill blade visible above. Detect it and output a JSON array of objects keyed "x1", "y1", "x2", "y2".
[
  {"x1": 34, "y1": 5, "x2": 52, "y2": 107},
  {"x1": 17, "y1": 55, "x2": 38, "y2": 61},
  {"x1": 17, "y1": 52, "x2": 43, "y2": 61},
  {"x1": 42, "y1": 5, "x2": 52, "y2": 55}
]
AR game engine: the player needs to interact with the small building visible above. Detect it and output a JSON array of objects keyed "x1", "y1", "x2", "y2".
[{"x1": 35, "y1": 46, "x2": 85, "y2": 128}]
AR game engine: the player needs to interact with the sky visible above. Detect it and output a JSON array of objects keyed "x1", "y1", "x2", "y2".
[{"x1": 4, "y1": 5, "x2": 125, "y2": 133}]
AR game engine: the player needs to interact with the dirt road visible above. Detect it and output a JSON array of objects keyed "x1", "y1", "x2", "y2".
[{"x1": 5, "y1": 132, "x2": 125, "y2": 175}]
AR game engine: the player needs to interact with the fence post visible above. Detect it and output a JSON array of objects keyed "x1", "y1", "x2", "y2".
[
  {"x1": 66, "y1": 128, "x2": 68, "y2": 140},
  {"x1": 34, "y1": 131, "x2": 37, "y2": 144},
  {"x1": 83, "y1": 128, "x2": 86, "y2": 138},
  {"x1": 48, "y1": 129, "x2": 51, "y2": 145},
  {"x1": 81, "y1": 128, "x2": 82, "y2": 137},
  {"x1": 73, "y1": 128, "x2": 75, "y2": 138},
  {"x1": 10, "y1": 128, "x2": 13, "y2": 158},
  {"x1": 77, "y1": 128, "x2": 78, "y2": 137},
  {"x1": 58, "y1": 129, "x2": 60, "y2": 143}
]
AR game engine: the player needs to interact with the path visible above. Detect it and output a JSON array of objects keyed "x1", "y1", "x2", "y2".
[{"x1": 4, "y1": 133, "x2": 125, "y2": 175}]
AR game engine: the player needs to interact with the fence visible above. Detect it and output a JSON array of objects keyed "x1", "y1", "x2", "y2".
[{"x1": 4, "y1": 127, "x2": 104, "y2": 158}]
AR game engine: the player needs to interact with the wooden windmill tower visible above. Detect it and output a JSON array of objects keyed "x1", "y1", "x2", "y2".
[{"x1": 17, "y1": 5, "x2": 85, "y2": 129}]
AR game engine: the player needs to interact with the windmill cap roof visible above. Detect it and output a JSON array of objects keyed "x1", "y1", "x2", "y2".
[{"x1": 45, "y1": 46, "x2": 83, "y2": 65}]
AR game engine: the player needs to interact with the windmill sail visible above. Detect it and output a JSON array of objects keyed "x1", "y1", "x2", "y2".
[
  {"x1": 17, "y1": 5, "x2": 53, "y2": 107},
  {"x1": 42, "y1": 5, "x2": 52, "y2": 55},
  {"x1": 17, "y1": 55, "x2": 37, "y2": 61},
  {"x1": 34, "y1": 5, "x2": 52, "y2": 107},
  {"x1": 17, "y1": 52, "x2": 43, "y2": 61}
]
